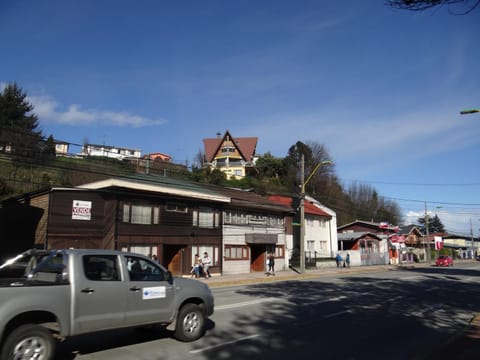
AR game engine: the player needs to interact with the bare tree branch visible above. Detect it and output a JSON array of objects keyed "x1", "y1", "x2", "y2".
[{"x1": 386, "y1": 0, "x2": 480, "y2": 14}]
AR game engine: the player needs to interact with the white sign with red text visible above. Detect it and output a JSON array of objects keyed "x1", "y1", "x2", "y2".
[{"x1": 72, "y1": 200, "x2": 92, "y2": 220}]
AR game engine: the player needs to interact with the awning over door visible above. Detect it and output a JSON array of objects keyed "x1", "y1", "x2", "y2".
[{"x1": 245, "y1": 233, "x2": 278, "y2": 244}]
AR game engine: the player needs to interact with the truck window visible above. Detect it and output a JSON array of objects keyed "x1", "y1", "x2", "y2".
[
  {"x1": 83, "y1": 255, "x2": 120, "y2": 281},
  {"x1": 33, "y1": 252, "x2": 68, "y2": 283},
  {"x1": 126, "y1": 256, "x2": 165, "y2": 282}
]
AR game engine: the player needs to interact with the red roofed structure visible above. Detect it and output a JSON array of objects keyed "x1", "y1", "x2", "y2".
[{"x1": 203, "y1": 130, "x2": 258, "y2": 179}]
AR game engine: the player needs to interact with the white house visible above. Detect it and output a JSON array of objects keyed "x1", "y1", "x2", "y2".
[{"x1": 80, "y1": 143, "x2": 141, "y2": 160}]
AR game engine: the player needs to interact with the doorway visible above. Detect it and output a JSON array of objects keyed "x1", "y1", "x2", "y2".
[
  {"x1": 250, "y1": 244, "x2": 267, "y2": 272},
  {"x1": 163, "y1": 245, "x2": 187, "y2": 275}
]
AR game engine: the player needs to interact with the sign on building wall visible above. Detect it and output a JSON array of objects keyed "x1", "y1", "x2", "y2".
[{"x1": 72, "y1": 200, "x2": 92, "y2": 221}]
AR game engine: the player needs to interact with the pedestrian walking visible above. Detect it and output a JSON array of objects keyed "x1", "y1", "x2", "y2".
[
  {"x1": 336, "y1": 253, "x2": 342, "y2": 268},
  {"x1": 346, "y1": 253, "x2": 350, "y2": 268}
]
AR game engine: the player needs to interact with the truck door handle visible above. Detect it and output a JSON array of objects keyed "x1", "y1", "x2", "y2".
[
  {"x1": 81, "y1": 288, "x2": 95, "y2": 294},
  {"x1": 130, "y1": 286, "x2": 141, "y2": 292}
]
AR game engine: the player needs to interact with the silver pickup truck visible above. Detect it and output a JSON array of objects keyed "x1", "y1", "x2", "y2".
[{"x1": 0, "y1": 249, "x2": 214, "y2": 360}]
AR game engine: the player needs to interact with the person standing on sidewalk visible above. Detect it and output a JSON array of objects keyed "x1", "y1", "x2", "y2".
[
  {"x1": 202, "y1": 252, "x2": 212, "y2": 278},
  {"x1": 267, "y1": 252, "x2": 275, "y2": 275},
  {"x1": 336, "y1": 253, "x2": 342, "y2": 268},
  {"x1": 346, "y1": 253, "x2": 350, "y2": 268}
]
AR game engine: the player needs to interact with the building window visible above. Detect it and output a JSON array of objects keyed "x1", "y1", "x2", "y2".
[
  {"x1": 165, "y1": 202, "x2": 187, "y2": 213},
  {"x1": 267, "y1": 245, "x2": 284, "y2": 258},
  {"x1": 131, "y1": 205, "x2": 152, "y2": 224},
  {"x1": 193, "y1": 207, "x2": 220, "y2": 228},
  {"x1": 249, "y1": 215, "x2": 266, "y2": 225},
  {"x1": 122, "y1": 203, "x2": 160, "y2": 225},
  {"x1": 224, "y1": 245, "x2": 249, "y2": 260},
  {"x1": 221, "y1": 146, "x2": 235, "y2": 154},
  {"x1": 191, "y1": 245, "x2": 219, "y2": 266}
]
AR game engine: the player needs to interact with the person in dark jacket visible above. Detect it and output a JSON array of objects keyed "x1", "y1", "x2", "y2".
[{"x1": 267, "y1": 253, "x2": 275, "y2": 275}]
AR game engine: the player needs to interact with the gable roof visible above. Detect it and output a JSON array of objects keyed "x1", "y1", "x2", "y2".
[
  {"x1": 268, "y1": 195, "x2": 331, "y2": 218},
  {"x1": 337, "y1": 231, "x2": 382, "y2": 242},
  {"x1": 399, "y1": 224, "x2": 423, "y2": 236},
  {"x1": 338, "y1": 220, "x2": 399, "y2": 233},
  {"x1": 203, "y1": 130, "x2": 258, "y2": 162}
]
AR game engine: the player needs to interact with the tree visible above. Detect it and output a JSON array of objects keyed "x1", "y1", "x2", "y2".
[
  {"x1": 255, "y1": 152, "x2": 287, "y2": 180},
  {"x1": 387, "y1": 0, "x2": 480, "y2": 14},
  {"x1": 418, "y1": 213, "x2": 446, "y2": 234},
  {"x1": 43, "y1": 135, "x2": 56, "y2": 158},
  {"x1": 0, "y1": 83, "x2": 43, "y2": 159}
]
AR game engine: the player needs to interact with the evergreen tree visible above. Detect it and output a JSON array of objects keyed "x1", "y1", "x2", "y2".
[
  {"x1": 0, "y1": 83, "x2": 43, "y2": 159},
  {"x1": 43, "y1": 134, "x2": 56, "y2": 158},
  {"x1": 418, "y1": 214, "x2": 446, "y2": 234}
]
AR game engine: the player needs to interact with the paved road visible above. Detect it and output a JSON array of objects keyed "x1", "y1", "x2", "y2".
[{"x1": 55, "y1": 261, "x2": 480, "y2": 359}]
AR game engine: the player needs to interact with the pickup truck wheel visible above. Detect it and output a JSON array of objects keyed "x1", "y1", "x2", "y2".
[
  {"x1": 174, "y1": 304, "x2": 205, "y2": 342},
  {"x1": 1, "y1": 324, "x2": 55, "y2": 360}
]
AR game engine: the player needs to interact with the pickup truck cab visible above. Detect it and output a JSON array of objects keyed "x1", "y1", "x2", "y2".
[{"x1": 0, "y1": 249, "x2": 214, "y2": 360}]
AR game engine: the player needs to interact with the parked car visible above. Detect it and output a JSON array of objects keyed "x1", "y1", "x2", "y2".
[{"x1": 435, "y1": 255, "x2": 453, "y2": 267}]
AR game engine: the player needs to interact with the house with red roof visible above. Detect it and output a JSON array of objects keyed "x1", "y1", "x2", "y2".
[
  {"x1": 268, "y1": 194, "x2": 337, "y2": 268},
  {"x1": 203, "y1": 130, "x2": 258, "y2": 180}
]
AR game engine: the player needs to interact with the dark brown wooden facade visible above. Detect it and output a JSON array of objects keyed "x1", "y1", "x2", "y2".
[{"x1": 27, "y1": 187, "x2": 224, "y2": 276}]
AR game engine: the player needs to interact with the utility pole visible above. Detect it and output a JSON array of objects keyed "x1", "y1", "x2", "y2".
[
  {"x1": 425, "y1": 202, "x2": 431, "y2": 264},
  {"x1": 299, "y1": 156, "x2": 333, "y2": 274},
  {"x1": 299, "y1": 154, "x2": 305, "y2": 274},
  {"x1": 470, "y1": 218, "x2": 474, "y2": 258}
]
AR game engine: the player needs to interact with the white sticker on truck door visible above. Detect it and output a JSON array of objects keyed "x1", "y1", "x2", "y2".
[{"x1": 142, "y1": 286, "x2": 166, "y2": 300}]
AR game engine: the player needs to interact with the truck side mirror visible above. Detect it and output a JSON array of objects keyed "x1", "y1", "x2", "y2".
[{"x1": 166, "y1": 270, "x2": 173, "y2": 284}]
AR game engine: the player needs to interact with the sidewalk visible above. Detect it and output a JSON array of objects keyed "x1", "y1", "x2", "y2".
[{"x1": 193, "y1": 262, "x2": 480, "y2": 360}]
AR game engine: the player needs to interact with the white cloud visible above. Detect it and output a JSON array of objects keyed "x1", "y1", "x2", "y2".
[
  {"x1": 28, "y1": 95, "x2": 167, "y2": 128},
  {"x1": 404, "y1": 209, "x2": 476, "y2": 237}
]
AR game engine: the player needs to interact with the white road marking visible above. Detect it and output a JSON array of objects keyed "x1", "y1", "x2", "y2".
[
  {"x1": 189, "y1": 334, "x2": 261, "y2": 354},
  {"x1": 324, "y1": 310, "x2": 352, "y2": 318},
  {"x1": 215, "y1": 298, "x2": 278, "y2": 310}
]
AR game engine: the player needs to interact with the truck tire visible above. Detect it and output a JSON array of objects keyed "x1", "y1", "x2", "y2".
[
  {"x1": 174, "y1": 303, "x2": 205, "y2": 342},
  {"x1": 1, "y1": 324, "x2": 55, "y2": 360}
]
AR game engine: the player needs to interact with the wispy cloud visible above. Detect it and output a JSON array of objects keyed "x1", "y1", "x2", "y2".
[{"x1": 28, "y1": 95, "x2": 167, "y2": 128}]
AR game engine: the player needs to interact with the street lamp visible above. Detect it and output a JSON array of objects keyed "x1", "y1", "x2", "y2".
[
  {"x1": 460, "y1": 108, "x2": 480, "y2": 115},
  {"x1": 299, "y1": 155, "x2": 333, "y2": 274}
]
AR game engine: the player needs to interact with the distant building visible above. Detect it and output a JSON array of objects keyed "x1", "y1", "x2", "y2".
[
  {"x1": 143, "y1": 152, "x2": 172, "y2": 162},
  {"x1": 80, "y1": 143, "x2": 141, "y2": 160},
  {"x1": 54, "y1": 140, "x2": 70, "y2": 157},
  {"x1": 203, "y1": 130, "x2": 258, "y2": 179}
]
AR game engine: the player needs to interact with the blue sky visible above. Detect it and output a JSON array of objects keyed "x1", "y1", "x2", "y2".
[{"x1": 1, "y1": 1, "x2": 479, "y2": 236}]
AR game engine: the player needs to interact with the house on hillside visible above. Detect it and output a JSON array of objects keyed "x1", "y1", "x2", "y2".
[
  {"x1": 80, "y1": 143, "x2": 141, "y2": 160},
  {"x1": 203, "y1": 130, "x2": 258, "y2": 180},
  {"x1": 54, "y1": 140, "x2": 70, "y2": 157},
  {"x1": 144, "y1": 152, "x2": 172, "y2": 162}
]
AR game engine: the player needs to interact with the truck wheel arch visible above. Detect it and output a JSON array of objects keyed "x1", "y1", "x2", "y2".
[{"x1": 1, "y1": 324, "x2": 56, "y2": 360}]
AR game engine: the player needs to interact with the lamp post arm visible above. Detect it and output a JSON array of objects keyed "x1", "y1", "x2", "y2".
[
  {"x1": 460, "y1": 108, "x2": 480, "y2": 115},
  {"x1": 304, "y1": 160, "x2": 333, "y2": 188}
]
